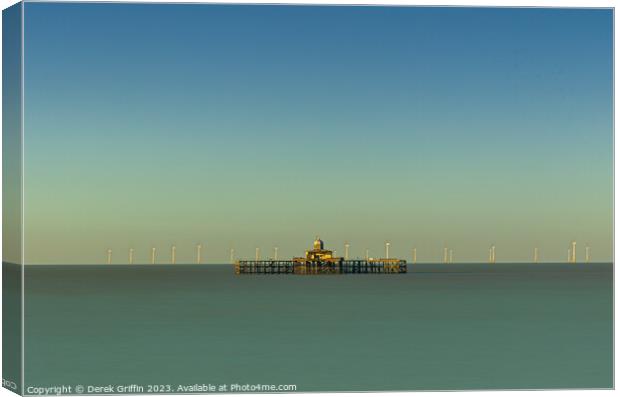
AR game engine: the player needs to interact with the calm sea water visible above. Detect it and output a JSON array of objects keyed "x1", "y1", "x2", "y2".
[{"x1": 22, "y1": 263, "x2": 612, "y2": 392}]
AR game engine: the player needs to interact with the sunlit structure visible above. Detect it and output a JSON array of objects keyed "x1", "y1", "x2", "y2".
[{"x1": 235, "y1": 237, "x2": 407, "y2": 275}]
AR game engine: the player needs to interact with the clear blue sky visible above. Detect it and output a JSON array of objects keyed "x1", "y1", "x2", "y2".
[{"x1": 22, "y1": 3, "x2": 613, "y2": 264}]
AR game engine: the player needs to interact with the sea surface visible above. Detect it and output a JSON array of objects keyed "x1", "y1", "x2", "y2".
[{"x1": 21, "y1": 263, "x2": 613, "y2": 392}]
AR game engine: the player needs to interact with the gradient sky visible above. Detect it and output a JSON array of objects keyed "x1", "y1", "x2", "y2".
[{"x1": 22, "y1": 3, "x2": 613, "y2": 264}]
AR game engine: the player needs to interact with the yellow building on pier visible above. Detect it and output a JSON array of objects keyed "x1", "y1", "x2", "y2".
[{"x1": 295, "y1": 237, "x2": 341, "y2": 262}]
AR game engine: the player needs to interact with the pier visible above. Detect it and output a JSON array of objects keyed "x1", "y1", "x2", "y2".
[
  {"x1": 234, "y1": 238, "x2": 407, "y2": 275},
  {"x1": 235, "y1": 259, "x2": 406, "y2": 275}
]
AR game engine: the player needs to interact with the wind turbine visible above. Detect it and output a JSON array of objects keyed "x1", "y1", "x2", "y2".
[
  {"x1": 107, "y1": 249, "x2": 112, "y2": 265},
  {"x1": 171, "y1": 245, "x2": 176, "y2": 265},
  {"x1": 196, "y1": 244, "x2": 202, "y2": 264},
  {"x1": 129, "y1": 248, "x2": 134, "y2": 265},
  {"x1": 344, "y1": 242, "x2": 350, "y2": 260},
  {"x1": 151, "y1": 247, "x2": 156, "y2": 265},
  {"x1": 385, "y1": 241, "x2": 390, "y2": 259}
]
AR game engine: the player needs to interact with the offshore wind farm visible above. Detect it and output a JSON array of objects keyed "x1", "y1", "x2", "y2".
[{"x1": 102, "y1": 239, "x2": 596, "y2": 266}]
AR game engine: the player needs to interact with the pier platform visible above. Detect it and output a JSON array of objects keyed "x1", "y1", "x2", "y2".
[
  {"x1": 234, "y1": 237, "x2": 407, "y2": 275},
  {"x1": 234, "y1": 259, "x2": 407, "y2": 275}
]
